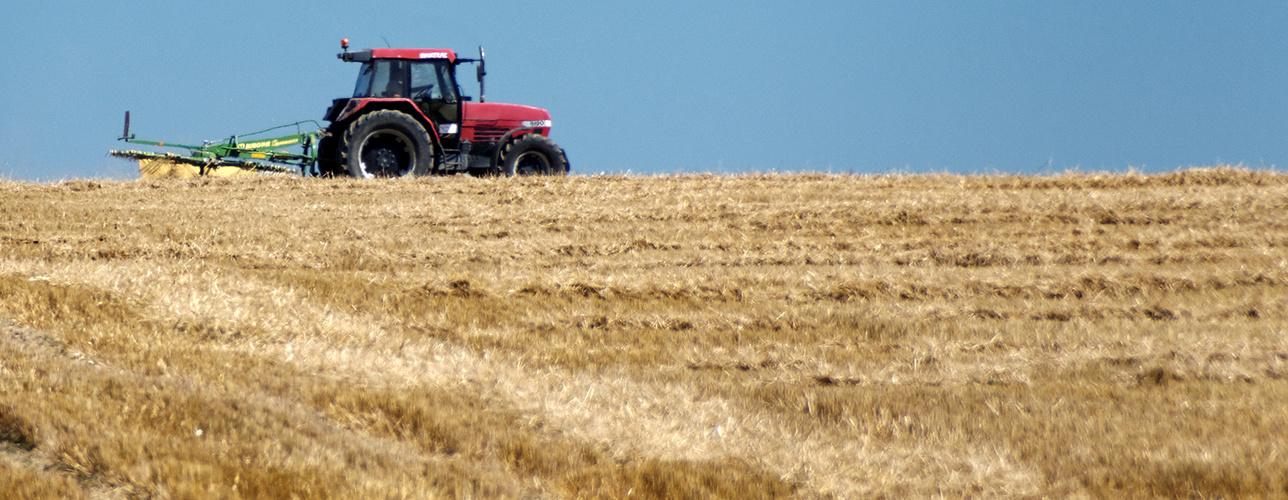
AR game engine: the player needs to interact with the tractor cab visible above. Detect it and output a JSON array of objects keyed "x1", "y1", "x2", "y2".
[{"x1": 340, "y1": 48, "x2": 465, "y2": 145}]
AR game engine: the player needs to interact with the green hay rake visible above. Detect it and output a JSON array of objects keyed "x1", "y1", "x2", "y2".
[{"x1": 110, "y1": 112, "x2": 322, "y2": 175}]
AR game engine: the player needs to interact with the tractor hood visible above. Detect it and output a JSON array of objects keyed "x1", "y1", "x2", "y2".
[
  {"x1": 461, "y1": 102, "x2": 553, "y2": 143},
  {"x1": 463, "y1": 102, "x2": 550, "y2": 125}
]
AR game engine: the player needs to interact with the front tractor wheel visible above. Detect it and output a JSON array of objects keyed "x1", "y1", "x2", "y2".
[
  {"x1": 500, "y1": 134, "x2": 568, "y2": 177},
  {"x1": 341, "y1": 110, "x2": 435, "y2": 178}
]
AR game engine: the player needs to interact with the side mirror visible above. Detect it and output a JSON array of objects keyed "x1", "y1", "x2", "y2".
[{"x1": 476, "y1": 46, "x2": 486, "y2": 103}]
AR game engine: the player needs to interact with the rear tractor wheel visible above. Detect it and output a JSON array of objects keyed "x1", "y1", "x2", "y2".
[
  {"x1": 341, "y1": 110, "x2": 435, "y2": 178},
  {"x1": 500, "y1": 134, "x2": 568, "y2": 176}
]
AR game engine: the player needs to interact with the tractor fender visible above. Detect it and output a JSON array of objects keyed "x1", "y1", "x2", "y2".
[
  {"x1": 332, "y1": 99, "x2": 443, "y2": 153},
  {"x1": 489, "y1": 127, "x2": 545, "y2": 170}
]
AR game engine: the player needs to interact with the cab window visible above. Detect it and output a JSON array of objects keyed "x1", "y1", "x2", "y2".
[
  {"x1": 409, "y1": 60, "x2": 458, "y2": 102},
  {"x1": 353, "y1": 60, "x2": 409, "y2": 98}
]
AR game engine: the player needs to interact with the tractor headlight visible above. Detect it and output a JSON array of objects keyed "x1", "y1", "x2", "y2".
[{"x1": 521, "y1": 120, "x2": 551, "y2": 128}]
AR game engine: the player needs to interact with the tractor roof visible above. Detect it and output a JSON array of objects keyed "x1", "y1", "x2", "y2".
[{"x1": 338, "y1": 48, "x2": 458, "y2": 63}]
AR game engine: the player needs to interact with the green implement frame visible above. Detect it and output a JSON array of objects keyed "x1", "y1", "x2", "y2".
[{"x1": 110, "y1": 111, "x2": 322, "y2": 175}]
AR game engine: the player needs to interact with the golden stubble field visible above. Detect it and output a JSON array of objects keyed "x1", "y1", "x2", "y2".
[{"x1": 0, "y1": 167, "x2": 1285, "y2": 499}]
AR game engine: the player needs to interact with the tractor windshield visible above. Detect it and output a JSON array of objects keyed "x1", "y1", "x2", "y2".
[{"x1": 353, "y1": 60, "x2": 409, "y2": 98}]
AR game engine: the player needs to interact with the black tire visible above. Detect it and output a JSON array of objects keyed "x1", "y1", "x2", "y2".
[
  {"x1": 316, "y1": 132, "x2": 343, "y2": 177},
  {"x1": 499, "y1": 134, "x2": 568, "y2": 176},
  {"x1": 341, "y1": 110, "x2": 435, "y2": 178}
]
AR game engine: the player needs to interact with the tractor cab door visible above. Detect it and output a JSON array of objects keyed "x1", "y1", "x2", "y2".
[{"x1": 409, "y1": 60, "x2": 462, "y2": 147}]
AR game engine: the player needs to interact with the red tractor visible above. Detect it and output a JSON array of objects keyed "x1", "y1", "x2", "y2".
[{"x1": 318, "y1": 40, "x2": 569, "y2": 178}]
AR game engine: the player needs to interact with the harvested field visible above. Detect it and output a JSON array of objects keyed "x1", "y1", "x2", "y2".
[{"x1": 0, "y1": 167, "x2": 1286, "y2": 498}]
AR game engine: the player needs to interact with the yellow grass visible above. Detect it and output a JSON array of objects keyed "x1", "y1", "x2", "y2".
[
  {"x1": 0, "y1": 167, "x2": 1285, "y2": 498},
  {"x1": 137, "y1": 159, "x2": 257, "y2": 179}
]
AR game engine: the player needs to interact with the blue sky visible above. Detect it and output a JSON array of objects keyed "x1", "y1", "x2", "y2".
[{"x1": 1, "y1": 1, "x2": 1285, "y2": 180}]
